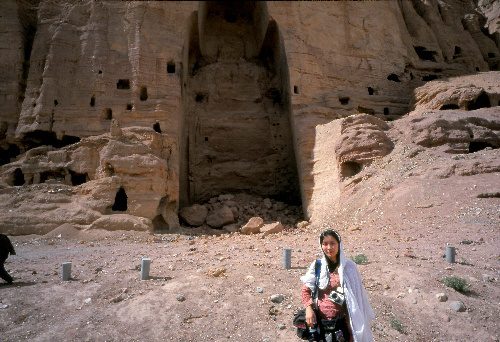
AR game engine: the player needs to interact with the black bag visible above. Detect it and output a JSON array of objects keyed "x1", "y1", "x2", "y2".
[
  {"x1": 293, "y1": 309, "x2": 310, "y2": 340},
  {"x1": 320, "y1": 316, "x2": 350, "y2": 342}
]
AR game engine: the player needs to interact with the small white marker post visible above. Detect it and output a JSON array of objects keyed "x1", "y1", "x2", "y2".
[
  {"x1": 446, "y1": 246, "x2": 456, "y2": 263},
  {"x1": 283, "y1": 248, "x2": 292, "y2": 269},
  {"x1": 62, "y1": 262, "x2": 72, "y2": 281},
  {"x1": 141, "y1": 258, "x2": 151, "y2": 280}
]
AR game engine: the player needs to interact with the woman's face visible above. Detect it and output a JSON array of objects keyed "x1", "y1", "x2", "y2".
[{"x1": 321, "y1": 235, "x2": 339, "y2": 262}]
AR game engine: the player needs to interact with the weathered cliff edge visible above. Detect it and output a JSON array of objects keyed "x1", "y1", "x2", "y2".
[{"x1": 0, "y1": 1, "x2": 498, "y2": 234}]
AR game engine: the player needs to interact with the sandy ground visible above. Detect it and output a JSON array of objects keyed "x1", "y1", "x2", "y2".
[{"x1": 1, "y1": 199, "x2": 498, "y2": 342}]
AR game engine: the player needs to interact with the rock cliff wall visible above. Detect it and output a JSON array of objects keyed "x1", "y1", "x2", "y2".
[{"x1": 0, "y1": 0, "x2": 498, "y2": 234}]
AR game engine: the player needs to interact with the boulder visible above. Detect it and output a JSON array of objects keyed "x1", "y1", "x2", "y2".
[
  {"x1": 241, "y1": 217, "x2": 264, "y2": 234},
  {"x1": 87, "y1": 214, "x2": 153, "y2": 231},
  {"x1": 179, "y1": 204, "x2": 208, "y2": 226},
  {"x1": 261, "y1": 222, "x2": 284, "y2": 238},
  {"x1": 206, "y1": 205, "x2": 235, "y2": 228}
]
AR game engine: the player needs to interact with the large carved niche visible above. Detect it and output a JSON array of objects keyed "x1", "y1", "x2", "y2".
[{"x1": 180, "y1": 1, "x2": 301, "y2": 207}]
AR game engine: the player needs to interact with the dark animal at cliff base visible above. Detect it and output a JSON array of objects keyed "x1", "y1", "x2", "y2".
[{"x1": 0, "y1": 234, "x2": 16, "y2": 283}]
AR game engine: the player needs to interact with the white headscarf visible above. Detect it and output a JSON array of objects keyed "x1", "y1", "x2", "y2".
[{"x1": 300, "y1": 230, "x2": 375, "y2": 342}]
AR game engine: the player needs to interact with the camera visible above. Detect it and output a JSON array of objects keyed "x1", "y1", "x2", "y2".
[{"x1": 328, "y1": 286, "x2": 345, "y2": 306}]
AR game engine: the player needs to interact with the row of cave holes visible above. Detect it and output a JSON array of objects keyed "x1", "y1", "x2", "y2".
[
  {"x1": 10, "y1": 168, "x2": 89, "y2": 187},
  {"x1": 10, "y1": 168, "x2": 128, "y2": 211}
]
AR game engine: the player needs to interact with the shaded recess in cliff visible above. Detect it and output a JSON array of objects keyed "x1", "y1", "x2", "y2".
[
  {"x1": 180, "y1": 1, "x2": 301, "y2": 207},
  {"x1": 17, "y1": 0, "x2": 39, "y2": 104}
]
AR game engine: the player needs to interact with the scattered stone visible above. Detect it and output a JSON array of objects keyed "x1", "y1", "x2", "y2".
[
  {"x1": 396, "y1": 292, "x2": 405, "y2": 298},
  {"x1": 257, "y1": 287, "x2": 264, "y2": 293},
  {"x1": 296, "y1": 221, "x2": 309, "y2": 229},
  {"x1": 450, "y1": 301, "x2": 466, "y2": 312},
  {"x1": 436, "y1": 293, "x2": 448, "y2": 302},
  {"x1": 260, "y1": 222, "x2": 284, "y2": 238},
  {"x1": 207, "y1": 267, "x2": 226, "y2": 278},
  {"x1": 482, "y1": 274, "x2": 494, "y2": 282},
  {"x1": 270, "y1": 294, "x2": 284, "y2": 303},
  {"x1": 176, "y1": 295, "x2": 186, "y2": 302},
  {"x1": 95, "y1": 267, "x2": 103, "y2": 273},
  {"x1": 241, "y1": 217, "x2": 264, "y2": 234},
  {"x1": 347, "y1": 225, "x2": 360, "y2": 232},
  {"x1": 278, "y1": 324, "x2": 286, "y2": 330},
  {"x1": 110, "y1": 294, "x2": 126, "y2": 303},
  {"x1": 179, "y1": 204, "x2": 208, "y2": 226},
  {"x1": 412, "y1": 299, "x2": 417, "y2": 304},
  {"x1": 206, "y1": 205, "x2": 235, "y2": 228},
  {"x1": 0, "y1": 304, "x2": 9, "y2": 309},
  {"x1": 84, "y1": 298, "x2": 92, "y2": 304}
]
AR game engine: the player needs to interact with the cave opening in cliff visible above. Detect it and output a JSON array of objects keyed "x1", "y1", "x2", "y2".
[
  {"x1": 22, "y1": 130, "x2": 80, "y2": 151},
  {"x1": 117, "y1": 79, "x2": 130, "y2": 89},
  {"x1": 167, "y1": 61, "x2": 176, "y2": 73},
  {"x1": 469, "y1": 141, "x2": 496, "y2": 153},
  {"x1": 180, "y1": 2, "x2": 302, "y2": 209},
  {"x1": 340, "y1": 161, "x2": 362, "y2": 179},
  {"x1": 466, "y1": 92, "x2": 491, "y2": 110},
  {"x1": 140, "y1": 86, "x2": 148, "y2": 101},
  {"x1": 153, "y1": 122, "x2": 161, "y2": 133},
  {"x1": 102, "y1": 108, "x2": 112, "y2": 120},
  {"x1": 112, "y1": 187, "x2": 128, "y2": 211},
  {"x1": 414, "y1": 46, "x2": 437, "y2": 62},
  {"x1": 69, "y1": 170, "x2": 89, "y2": 186},
  {"x1": 40, "y1": 169, "x2": 65, "y2": 184},
  {"x1": 0, "y1": 144, "x2": 20, "y2": 166},
  {"x1": 440, "y1": 104, "x2": 460, "y2": 110},
  {"x1": 12, "y1": 168, "x2": 25, "y2": 186}
]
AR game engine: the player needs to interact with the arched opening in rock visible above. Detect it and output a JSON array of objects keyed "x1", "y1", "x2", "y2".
[
  {"x1": 13, "y1": 168, "x2": 25, "y2": 186},
  {"x1": 167, "y1": 61, "x2": 176, "y2": 74},
  {"x1": 22, "y1": 131, "x2": 80, "y2": 151},
  {"x1": 467, "y1": 92, "x2": 491, "y2": 110},
  {"x1": 384, "y1": 107, "x2": 390, "y2": 115},
  {"x1": 294, "y1": 86, "x2": 299, "y2": 94},
  {"x1": 367, "y1": 87, "x2": 374, "y2": 95},
  {"x1": 117, "y1": 79, "x2": 130, "y2": 89},
  {"x1": 387, "y1": 74, "x2": 400, "y2": 82},
  {"x1": 340, "y1": 161, "x2": 362, "y2": 179},
  {"x1": 126, "y1": 104, "x2": 132, "y2": 110},
  {"x1": 69, "y1": 170, "x2": 89, "y2": 186},
  {"x1": 339, "y1": 97, "x2": 350, "y2": 105},
  {"x1": 469, "y1": 141, "x2": 495, "y2": 153},
  {"x1": 153, "y1": 122, "x2": 161, "y2": 133},
  {"x1": 40, "y1": 169, "x2": 65, "y2": 184},
  {"x1": 422, "y1": 74, "x2": 438, "y2": 81},
  {"x1": 0, "y1": 144, "x2": 20, "y2": 166},
  {"x1": 140, "y1": 86, "x2": 148, "y2": 101},
  {"x1": 112, "y1": 187, "x2": 127, "y2": 211},
  {"x1": 180, "y1": 2, "x2": 301, "y2": 208},
  {"x1": 102, "y1": 108, "x2": 112, "y2": 120},
  {"x1": 90, "y1": 96, "x2": 95, "y2": 107},
  {"x1": 440, "y1": 104, "x2": 460, "y2": 110},
  {"x1": 54, "y1": 100, "x2": 58, "y2": 106},
  {"x1": 414, "y1": 46, "x2": 437, "y2": 62}
]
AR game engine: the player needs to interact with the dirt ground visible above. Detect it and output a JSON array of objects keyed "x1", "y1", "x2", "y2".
[{"x1": 1, "y1": 187, "x2": 498, "y2": 342}]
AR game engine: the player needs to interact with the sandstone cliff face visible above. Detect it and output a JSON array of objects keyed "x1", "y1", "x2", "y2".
[{"x1": 0, "y1": 1, "x2": 498, "y2": 234}]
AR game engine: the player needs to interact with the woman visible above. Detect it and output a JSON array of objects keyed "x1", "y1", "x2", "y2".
[{"x1": 301, "y1": 229, "x2": 374, "y2": 342}]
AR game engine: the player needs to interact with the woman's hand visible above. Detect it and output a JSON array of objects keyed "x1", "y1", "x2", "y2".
[{"x1": 305, "y1": 305, "x2": 317, "y2": 328}]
